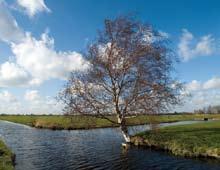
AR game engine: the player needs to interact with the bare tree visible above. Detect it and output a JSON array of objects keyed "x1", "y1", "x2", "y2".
[{"x1": 59, "y1": 16, "x2": 182, "y2": 143}]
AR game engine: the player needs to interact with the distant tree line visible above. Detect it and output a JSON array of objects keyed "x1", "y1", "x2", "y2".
[{"x1": 194, "y1": 105, "x2": 220, "y2": 114}]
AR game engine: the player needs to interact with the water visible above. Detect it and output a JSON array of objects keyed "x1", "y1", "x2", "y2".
[{"x1": 0, "y1": 120, "x2": 220, "y2": 170}]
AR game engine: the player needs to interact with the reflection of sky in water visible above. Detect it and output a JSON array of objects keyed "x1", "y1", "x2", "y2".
[
  {"x1": 0, "y1": 120, "x2": 220, "y2": 170},
  {"x1": 128, "y1": 120, "x2": 202, "y2": 135}
]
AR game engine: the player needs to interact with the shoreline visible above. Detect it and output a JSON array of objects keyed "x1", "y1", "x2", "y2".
[
  {"x1": 130, "y1": 136, "x2": 220, "y2": 159},
  {"x1": 0, "y1": 119, "x2": 186, "y2": 131},
  {"x1": 0, "y1": 140, "x2": 15, "y2": 170},
  {"x1": 0, "y1": 119, "x2": 205, "y2": 131},
  {"x1": 0, "y1": 114, "x2": 220, "y2": 130},
  {"x1": 32, "y1": 120, "x2": 188, "y2": 130},
  {"x1": 131, "y1": 120, "x2": 220, "y2": 159}
]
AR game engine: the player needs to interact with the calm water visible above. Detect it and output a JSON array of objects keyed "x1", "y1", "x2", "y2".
[{"x1": 1, "y1": 120, "x2": 220, "y2": 170}]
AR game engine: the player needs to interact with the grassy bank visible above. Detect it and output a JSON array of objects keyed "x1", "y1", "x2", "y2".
[
  {"x1": 0, "y1": 140, "x2": 15, "y2": 170},
  {"x1": 131, "y1": 120, "x2": 220, "y2": 158},
  {"x1": 0, "y1": 114, "x2": 220, "y2": 130}
]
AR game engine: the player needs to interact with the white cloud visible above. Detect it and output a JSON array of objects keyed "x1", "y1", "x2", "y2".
[
  {"x1": 177, "y1": 89, "x2": 220, "y2": 112},
  {"x1": 0, "y1": 0, "x2": 85, "y2": 114},
  {"x1": 16, "y1": 0, "x2": 50, "y2": 17},
  {"x1": 158, "y1": 30, "x2": 169, "y2": 39},
  {"x1": 24, "y1": 90, "x2": 40, "y2": 101},
  {"x1": 24, "y1": 90, "x2": 62, "y2": 114},
  {"x1": 177, "y1": 78, "x2": 220, "y2": 112},
  {"x1": 0, "y1": 1, "x2": 88, "y2": 87},
  {"x1": 203, "y1": 77, "x2": 220, "y2": 90},
  {"x1": 11, "y1": 32, "x2": 88, "y2": 83},
  {"x1": 0, "y1": 90, "x2": 17, "y2": 103},
  {"x1": 178, "y1": 29, "x2": 215, "y2": 61},
  {"x1": 141, "y1": 29, "x2": 169, "y2": 44},
  {"x1": 0, "y1": 62, "x2": 31, "y2": 87},
  {"x1": 0, "y1": 0, "x2": 24, "y2": 43},
  {"x1": 0, "y1": 90, "x2": 62, "y2": 114},
  {"x1": 185, "y1": 80, "x2": 201, "y2": 91},
  {"x1": 186, "y1": 77, "x2": 220, "y2": 92},
  {"x1": 0, "y1": 90, "x2": 21, "y2": 114}
]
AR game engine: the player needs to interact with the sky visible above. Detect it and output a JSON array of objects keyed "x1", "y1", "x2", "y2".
[{"x1": 0, "y1": 0, "x2": 220, "y2": 114}]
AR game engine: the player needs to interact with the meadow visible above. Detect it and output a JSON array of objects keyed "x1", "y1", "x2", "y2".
[
  {"x1": 0, "y1": 114, "x2": 220, "y2": 130},
  {"x1": 132, "y1": 120, "x2": 220, "y2": 158}
]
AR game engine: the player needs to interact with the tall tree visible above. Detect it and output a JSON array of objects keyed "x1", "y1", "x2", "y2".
[{"x1": 59, "y1": 16, "x2": 182, "y2": 143}]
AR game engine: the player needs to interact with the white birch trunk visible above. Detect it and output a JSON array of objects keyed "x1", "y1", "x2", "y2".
[
  {"x1": 117, "y1": 114, "x2": 131, "y2": 143},
  {"x1": 121, "y1": 128, "x2": 131, "y2": 143}
]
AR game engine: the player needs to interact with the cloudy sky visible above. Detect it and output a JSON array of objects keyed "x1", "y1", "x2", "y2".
[{"x1": 0, "y1": 0, "x2": 220, "y2": 114}]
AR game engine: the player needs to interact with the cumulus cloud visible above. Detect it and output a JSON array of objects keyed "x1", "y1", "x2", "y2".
[
  {"x1": 177, "y1": 89, "x2": 220, "y2": 112},
  {"x1": 203, "y1": 77, "x2": 220, "y2": 90},
  {"x1": 158, "y1": 30, "x2": 169, "y2": 39},
  {"x1": 0, "y1": 0, "x2": 24, "y2": 43},
  {"x1": 178, "y1": 29, "x2": 215, "y2": 61},
  {"x1": 0, "y1": 32, "x2": 87, "y2": 87},
  {"x1": 11, "y1": 32, "x2": 88, "y2": 82},
  {"x1": 177, "y1": 77, "x2": 220, "y2": 112},
  {"x1": 0, "y1": 90, "x2": 17, "y2": 103},
  {"x1": 0, "y1": 0, "x2": 85, "y2": 114},
  {"x1": 24, "y1": 90, "x2": 62, "y2": 114},
  {"x1": 185, "y1": 80, "x2": 202, "y2": 91},
  {"x1": 0, "y1": 62, "x2": 31, "y2": 87},
  {"x1": 186, "y1": 77, "x2": 220, "y2": 92},
  {"x1": 0, "y1": 1, "x2": 88, "y2": 88},
  {"x1": 0, "y1": 90, "x2": 21, "y2": 114},
  {"x1": 0, "y1": 32, "x2": 88, "y2": 88},
  {"x1": 24, "y1": 90, "x2": 40, "y2": 101},
  {"x1": 16, "y1": 0, "x2": 50, "y2": 17},
  {"x1": 0, "y1": 90, "x2": 62, "y2": 114},
  {"x1": 141, "y1": 29, "x2": 169, "y2": 44}
]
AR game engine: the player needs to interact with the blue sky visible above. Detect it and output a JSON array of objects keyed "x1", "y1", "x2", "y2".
[{"x1": 0, "y1": 0, "x2": 220, "y2": 114}]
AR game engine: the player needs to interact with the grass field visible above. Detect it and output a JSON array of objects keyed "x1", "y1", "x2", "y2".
[
  {"x1": 0, "y1": 114, "x2": 220, "y2": 130},
  {"x1": 0, "y1": 140, "x2": 15, "y2": 170},
  {"x1": 131, "y1": 120, "x2": 220, "y2": 158}
]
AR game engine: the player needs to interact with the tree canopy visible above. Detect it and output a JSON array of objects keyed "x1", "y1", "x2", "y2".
[{"x1": 59, "y1": 16, "x2": 182, "y2": 142}]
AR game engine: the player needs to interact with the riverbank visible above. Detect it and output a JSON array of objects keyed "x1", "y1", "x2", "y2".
[
  {"x1": 0, "y1": 140, "x2": 15, "y2": 170},
  {"x1": 0, "y1": 114, "x2": 220, "y2": 130},
  {"x1": 131, "y1": 120, "x2": 220, "y2": 159}
]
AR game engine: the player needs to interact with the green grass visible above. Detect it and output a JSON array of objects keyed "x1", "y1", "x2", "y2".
[
  {"x1": 0, "y1": 115, "x2": 116, "y2": 129},
  {"x1": 132, "y1": 120, "x2": 220, "y2": 158},
  {"x1": 0, "y1": 114, "x2": 220, "y2": 130},
  {"x1": 0, "y1": 140, "x2": 15, "y2": 170}
]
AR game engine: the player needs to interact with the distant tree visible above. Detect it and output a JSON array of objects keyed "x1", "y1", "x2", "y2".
[
  {"x1": 194, "y1": 109, "x2": 203, "y2": 114},
  {"x1": 200, "y1": 105, "x2": 220, "y2": 114},
  {"x1": 206, "y1": 105, "x2": 212, "y2": 114},
  {"x1": 59, "y1": 16, "x2": 182, "y2": 143}
]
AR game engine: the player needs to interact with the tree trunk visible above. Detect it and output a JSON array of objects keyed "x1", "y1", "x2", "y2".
[
  {"x1": 120, "y1": 125, "x2": 131, "y2": 143},
  {"x1": 117, "y1": 115, "x2": 131, "y2": 143}
]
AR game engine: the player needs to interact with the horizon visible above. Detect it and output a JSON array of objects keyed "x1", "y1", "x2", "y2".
[{"x1": 1, "y1": 0, "x2": 220, "y2": 114}]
